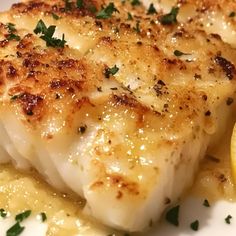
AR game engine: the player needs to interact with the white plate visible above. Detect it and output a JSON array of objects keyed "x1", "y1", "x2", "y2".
[{"x1": 0, "y1": 1, "x2": 236, "y2": 236}]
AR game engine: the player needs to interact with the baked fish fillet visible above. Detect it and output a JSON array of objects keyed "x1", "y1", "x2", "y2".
[{"x1": 0, "y1": 0, "x2": 236, "y2": 232}]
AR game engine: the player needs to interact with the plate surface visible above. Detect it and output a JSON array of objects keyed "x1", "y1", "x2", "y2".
[{"x1": 0, "y1": 1, "x2": 236, "y2": 236}]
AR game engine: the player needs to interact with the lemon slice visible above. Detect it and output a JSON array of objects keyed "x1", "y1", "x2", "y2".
[{"x1": 230, "y1": 122, "x2": 236, "y2": 184}]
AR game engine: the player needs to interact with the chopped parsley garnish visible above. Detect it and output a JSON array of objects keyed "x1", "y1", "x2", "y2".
[
  {"x1": 15, "y1": 210, "x2": 31, "y2": 223},
  {"x1": 64, "y1": 0, "x2": 72, "y2": 11},
  {"x1": 105, "y1": 65, "x2": 119, "y2": 78},
  {"x1": 225, "y1": 215, "x2": 232, "y2": 224},
  {"x1": 77, "y1": 125, "x2": 87, "y2": 134},
  {"x1": 6, "y1": 23, "x2": 20, "y2": 41},
  {"x1": 190, "y1": 220, "x2": 199, "y2": 231},
  {"x1": 52, "y1": 13, "x2": 60, "y2": 20},
  {"x1": 40, "y1": 212, "x2": 47, "y2": 222},
  {"x1": 6, "y1": 222, "x2": 24, "y2": 236},
  {"x1": 203, "y1": 199, "x2": 210, "y2": 207},
  {"x1": 34, "y1": 20, "x2": 66, "y2": 48},
  {"x1": 159, "y1": 7, "x2": 179, "y2": 25},
  {"x1": 229, "y1": 11, "x2": 236, "y2": 17},
  {"x1": 88, "y1": 5, "x2": 97, "y2": 13},
  {"x1": 174, "y1": 50, "x2": 190, "y2": 57},
  {"x1": 147, "y1": 3, "x2": 157, "y2": 15},
  {"x1": 96, "y1": 3, "x2": 119, "y2": 19},
  {"x1": 133, "y1": 21, "x2": 140, "y2": 33},
  {"x1": 7, "y1": 34, "x2": 21, "y2": 41},
  {"x1": 127, "y1": 12, "x2": 133, "y2": 20},
  {"x1": 6, "y1": 23, "x2": 16, "y2": 33},
  {"x1": 165, "y1": 205, "x2": 180, "y2": 226},
  {"x1": 76, "y1": 0, "x2": 84, "y2": 8},
  {"x1": 11, "y1": 94, "x2": 22, "y2": 101},
  {"x1": 0, "y1": 208, "x2": 7, "y2": 218},
  {"x1": 131, "y1": 0, "x2": 141, "y2": 6}
]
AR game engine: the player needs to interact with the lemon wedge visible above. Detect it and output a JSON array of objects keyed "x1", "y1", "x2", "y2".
[{"x1": 230, "y1": 122, "x2": 236, "y2": 184}]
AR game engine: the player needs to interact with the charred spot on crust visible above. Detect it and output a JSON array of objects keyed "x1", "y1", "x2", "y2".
[
  {"x1": 76, "y1": 96, "x2": 95, "y2": 109},
  {"x1": 226, "y1": 97, "x2": 234, "y2": 106},
  {"x1": 7, "y1": 65, "x2": 17, "y2": 78},
  {"x1": 58, "y1": 59, "x2": 78, "y2": 69},
  {"x1": 0, "y1": 40, "x2": 9, "y2": 48},
  {"x1": 50, "y1": 79, "x2": 84, "y2": 92},
  {"x1": 17, "y1": 34, "x2": 34, "y2": 50},
  {"x1": 205, "y1": 110, "x2": 211, "y2": 116},
  {"x1": 14, "y1": 92, "x2": 43, "y2": 116},
  {"x1": 153, "y1": 80, "x2": 166, "y2": 96},
  {"x1": 108, "y1": 174, "x2": 140, "y2": 196},
  {"x1": 113, "y1": 94, "x2": 139, "y2": 108},
  {"x1": 23, "y1": 58, "x2": 41, "y2": 68},
  {"x1": 215, "y1": 56, "x2": 236, "y2": 80}
]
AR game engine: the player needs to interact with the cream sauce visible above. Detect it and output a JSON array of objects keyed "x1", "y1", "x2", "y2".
[{"x1": 0, "y1": 165, "x2": 119, "y2": 236}]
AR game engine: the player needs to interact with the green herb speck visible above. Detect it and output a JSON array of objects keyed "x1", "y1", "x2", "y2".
[
  {"x1": 34, "y1": 19, "x2": 66, "y2": 48},
  {"x1": 147, "y1": 3, "x2": 157, "y2": 15},
  {"x1": 96, "y1": 3, "x2": 119, "y2": 19},
  {"x1": 76, "y1": 0, "x2": 84, "y2": 8},
  {"x1": 190, "y1": 220, "x2": 199, "y2": 231},
  {"x1": 225, "y1": 215, "x2": 232, "y2": 224},
  {"x1": 165, "y1": 205, "x2": 180, "y2": 226},
  {"x1": 127, "y1": 12, "x2": 133, "y2": 20},
  {"x1": 203, "y1": 199, "x2": 210, "y2": 207},
  {"x1": 131, "y1": 0, "x2": 141, "y2": 6},
  {"x1": 6, "y1": 222, "x2": 25, "y2": 236},
  {"x1": 174, "y1": 50, "x2": 190, "y2": 57},
  {"x1": 52, "y1": 13, "x2": 60, "y2": 20},
  {"x1": 105, "y1": 65, "x2": 119, "y2": 78},
  {"x1": 0, "y1": 208, "x2": 7, "y2": 218},
  {"x1": 15, "y1": 210, "x2": 31, "y2": 223},
  {"x1": 40, "y1": 212, "x2": 47, "y2": 222},
  {"x1": 159, "y1": 7, "x2": 179, "y2": 25}
]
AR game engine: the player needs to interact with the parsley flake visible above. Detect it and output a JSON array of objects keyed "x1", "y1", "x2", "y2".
[
  {"x1": 174, "y1": 50, "x2": 187, "y2": 56},
  {"x1": 88, "y1": 5, "x2": 97, "y2": 13},
  {"x1": 165, "y1": 205, "x2": 180, "y2": 226},
  {"x1": 34, "y1": 20, "x2": 67, "y2": 48},
  {"x1": 52, "y1": 13, "x2": 60, "y2": 20},
  {"x1": 133, "y1": 21, "x2": 140, "y2": 33},
  {"x1": 6, "y1": 23, "x2": 20, "y2": 41},
  {"x1": 147, "y1": 3, "x2": 157, "y2": 15},
  {"x1": 0, "y1": 208, "x2": 7, "y2": 218},
  {"x1": 6, "y1": 222, "x2": 25, "y2": 236},
  {"x1": 64, "y1": 0, "x2": 72, "y2": 11},
  {"x1": 127, "y1": 12, "x2": 133, "y2": 20},
  {"x1": 77, "y1": 0, "x2": 84, "y2": 8},
  {"x1": 96, "y1": 3, "x2": 119, "y2": 19},
  {"x1": 131, "y1": 0, "x2": 141, "y2": 6},
  {"x1": 15, "y1": 210, "x2": 31, "y2": 223},
  {"x1": 203, "y1": 199, "x2": 210, "y2": 207},
  {"x1": 6, "y1": 23, "x2": 16, "y2": 33},
  {"x1": 7, "y1": 34, "x2": 21, "y2": 41},
  {"x1": 105, "y1": 65, "x2": 119, "y2": 78},
  {"x1": 190, "y1": 220, "x2": 199, "y2": 231},
  {"x1": 159, "y1": 7, "x2": 179, "y2": 25},
  {"x1": 40, "y1": 212, "x2": 47, "y2": 222},
  {"x1": 225, "y1": 215, "x2": 232, "y2": 224}
]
